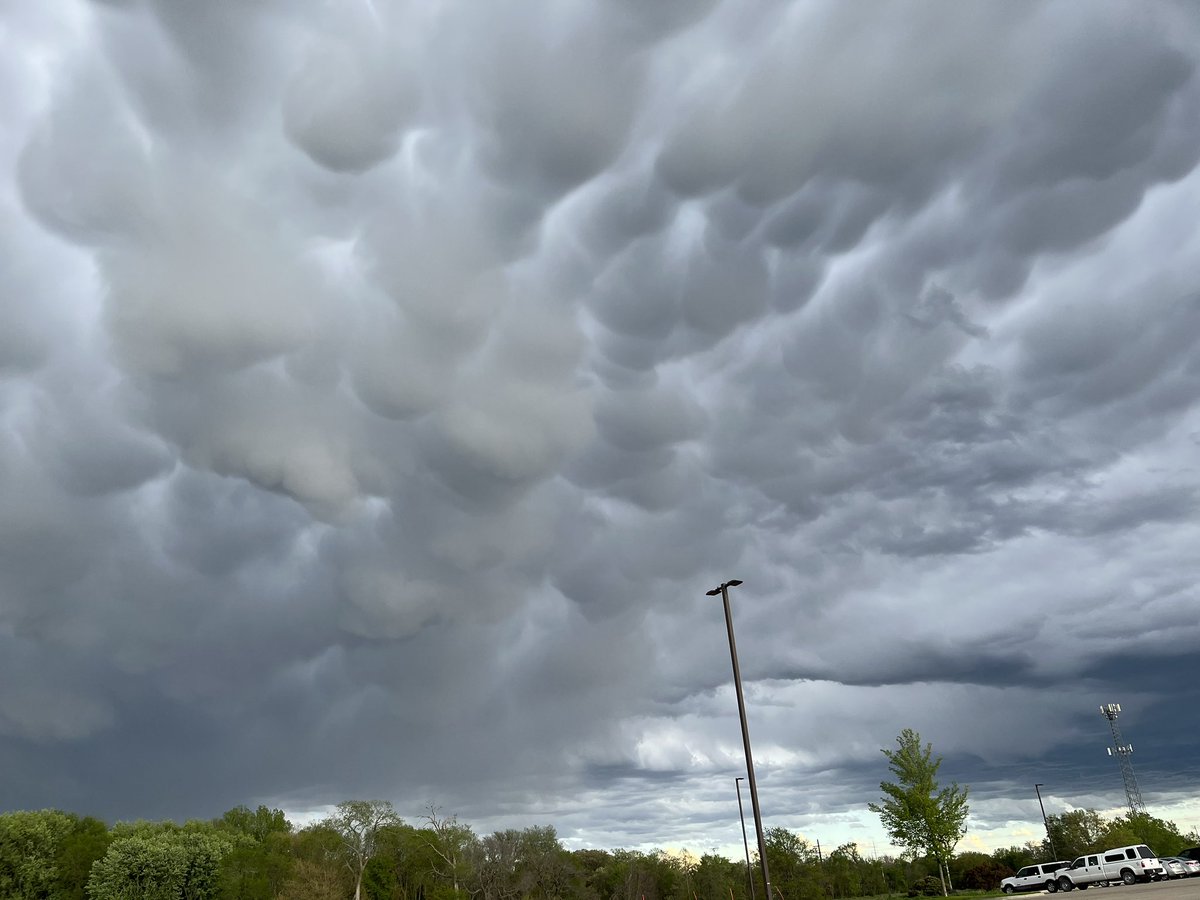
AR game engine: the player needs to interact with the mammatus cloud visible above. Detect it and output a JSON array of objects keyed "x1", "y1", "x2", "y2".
[{"x1": 1, "y1": 0, "x2": 1198, "y2": 854}]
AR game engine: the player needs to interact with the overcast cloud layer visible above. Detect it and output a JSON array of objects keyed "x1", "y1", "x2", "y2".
[{"x1": 3, "y1": 0, "x2": 1200, "y2": 856}]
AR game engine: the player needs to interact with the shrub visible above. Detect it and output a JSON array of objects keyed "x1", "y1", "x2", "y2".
[
  {"x1": 907, "y1": 874, "x2": 944, "y2": 896},
  {"x1": 961, "y1": 861, "x2": 1013, "y2": 889}
]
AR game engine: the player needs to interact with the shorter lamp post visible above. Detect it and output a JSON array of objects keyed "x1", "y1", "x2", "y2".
[
  {"x1": 1034, "y1": 784, "x2": 1057, "y2": 858},
  {"x1": 736, "y1": 776, "x2": 755, "y2": 900}
]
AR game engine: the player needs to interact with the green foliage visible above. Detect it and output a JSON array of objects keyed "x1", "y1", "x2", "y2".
[
  {"x1": 567, "y1": 848, "x2": 668, "y2": 900},
  {"x1": 216, "y1": 805, "x2": 291, "y2": 842},
  {"x1": 277, "y1": 858, "x2": 349, "y2": 900},
  {"x1": 55, "y1": 816, "x2": 113, "y2": 900},
  {"x1": 989, "y1": 843, "x2": 1038, "y2": 873},
  {"x1": 958, "y1": 860, "x2": 1012, "y2": 889},
  {"x1": 415, "y1": 807, "x2": 479, "y2": 898},
  {"x1": 472, "y1": 824, "x2": 571, "y2": 900},
  {"x1": 87, "y1": 826, "x2": 241, "y2": 900},
  {"x1": 947, "y1": 850, "x2": 990, "y2": 882},
  {"x1": 826, "y1": 843, "x2": 864, "y2": 898},
  {"x1": 216, "y1": 830, "x2": 295, "y2": 900},
  {"x1": 868, "y1": 728, "x2": 970, "y2": 894},
  {"x1": 293, "y1": 823, "x2": 343, "y2": 864},
  {"x1": 691, "y1": 852, "x2": 745, "y2": 900},
  {"x1": 906, "y1": 874, "x2": 943, "y2": 896},
  {"x1": 1098, "y1": 810, "x2": 1189, "y2": 857},
  {"x1": 6, "y1": 797, "x2": 1199, "y2": 900},
  {"x1": 0, "y1": 808, "x2": 80, "y2": 899},
  {"x1": 1044, "y1": 809, "x2": 1107, "y2": 859},
  {"x1": 764, "y1": 826, "x2": 822, "y2": 900},
  {"x1": 326, "y1": 800, "x2": 402, "y2": 899}
]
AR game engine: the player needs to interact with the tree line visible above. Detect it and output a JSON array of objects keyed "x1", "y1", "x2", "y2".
[{"x1": 1, "y1": 798, "x2": 1197, "y2": 900}]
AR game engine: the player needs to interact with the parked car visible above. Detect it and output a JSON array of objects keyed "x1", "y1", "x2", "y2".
[
  {"x1": 1162, "y1": 857, "x2": 1188, "y2": 879},
  {"x1": 1001, "y1": 861, "x2": 1072, "y2": 893},
  {"x1": 1163, "y1": 856, "x2": 1200, "y2": 877},
  {"x1": 1180, "y1": 847, "x2": 1200, "y2": 863},
  {"x1": 1055, "y1": 844, "x2": 1165, "y2": 890}
]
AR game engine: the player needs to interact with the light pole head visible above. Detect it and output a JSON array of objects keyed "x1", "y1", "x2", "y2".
[{"x1": 707, "y1": 579, "x2": 744, "y2": 596}]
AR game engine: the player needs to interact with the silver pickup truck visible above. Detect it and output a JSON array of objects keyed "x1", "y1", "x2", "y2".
[{"x1": 1055, "y1": 844, "x2": 1165, "y2": 889}]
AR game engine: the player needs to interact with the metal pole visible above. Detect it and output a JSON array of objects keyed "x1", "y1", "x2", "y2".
[
  {"x1": 714, "y1": 581, "x2": 772, "y2": 900},
  {"x1": 1034, "y1": 784, "x2": 1057, "y2": 858},
  {"x1": 736, "y1": 777, "x2": 755, "y2": 900}
]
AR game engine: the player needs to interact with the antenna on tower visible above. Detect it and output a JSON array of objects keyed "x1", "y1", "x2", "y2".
[{"x1": 1101, "y1": 703, "x2": 1145, "y2": 814}]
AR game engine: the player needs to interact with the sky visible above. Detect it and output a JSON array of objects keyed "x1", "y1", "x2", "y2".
[{"x1": 2, "y1": 0, "x2": 1200, "y2": 863}]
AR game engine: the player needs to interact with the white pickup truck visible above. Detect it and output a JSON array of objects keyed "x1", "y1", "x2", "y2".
[{"x1": 1055, "y1": 844, "x2": 1165, "y2": 889}]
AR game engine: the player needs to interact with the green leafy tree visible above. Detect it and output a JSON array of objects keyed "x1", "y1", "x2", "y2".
[
  {"x1": 216, "y1": 806, "x2": 291, "y2": 843},
  {"x1": 958, "y1": 859, "x2": 1011, "y2": 890},
  {"x1": 471, "y1": 825, "x2": 569, "y2": 900},
  {"x1": 55, "y1": 815, "x2": 113, "y2": 900},
  {"x1": 567, "y1": 848, "x2": 660, "y2": 900},
  {"x1": 763, "y1": 827, "x2": 821, "y2": 900},
  {"x1": 323, "y1": 801, "x2": 402, "y2": 900},
  {"x1": 568, "y1": 848, "x2": 622, "y2": 900},
  {"x1": 825, "y1": 843, "x2": 863, "y2": 899},
  {"x1": 216, "y1": 830, "x2": 295, "y2": 900},
  {"x1": 691, "y1": 852, "x2": 744, "y2": 900},
  {"x1": 868, "y1": 728, "x2": 969, "y2": 896},
  {"x1": 1099, "y1": 810, "x2": 1189, "y2": 857},
  {"x1": 278, "y1": 859, "x2": 348, "y2": 900},
  {"x1": 516, "y1": 825, "x2": 571, "y2": 899},
  {"x1": 990, "y1": 842, "x2": 1039, "y2": 873},
  {"x1": 284, "y1": 824, "x2": 349, "y2": 899},
  {"x1": 87, "y1": 826, "x2": 241, "y2": 900},
  {"x1": 418, "y1": 806, "x2": 479, "y2": 899},
  {"x1": 1044, "y1": 809, "x2": 1107, "y2": 860},
  {"x1": 947, "y1": 850, "x2": 991, "y2": 887},
  {"x1": 210, "y1": 805, "x2": 295, "y2": 900},
  {"x1": 0, "y1": 809, "x2": 80, "y2": 899},
  {"x1": 474, "y1": 828, "x2": 523, "y2": 900}
]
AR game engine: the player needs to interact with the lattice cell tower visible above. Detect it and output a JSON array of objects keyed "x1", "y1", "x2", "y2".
[{"x1": 1101, "y1": 703, "x2": 1145, "y2": 814}]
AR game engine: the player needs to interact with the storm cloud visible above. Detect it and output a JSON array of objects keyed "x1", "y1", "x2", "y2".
[{"x1": 2, "y1": 0, "x2": 1199, "y2": 854}]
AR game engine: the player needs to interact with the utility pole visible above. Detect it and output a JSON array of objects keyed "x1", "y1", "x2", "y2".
[{"x1": 1101, "y1": 703, "x2": 1145, "y2": 814}]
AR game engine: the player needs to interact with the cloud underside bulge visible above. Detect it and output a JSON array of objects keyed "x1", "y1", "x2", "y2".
[{"x1": 1, "y1": 0, "x2": 1200, "y2": 846}]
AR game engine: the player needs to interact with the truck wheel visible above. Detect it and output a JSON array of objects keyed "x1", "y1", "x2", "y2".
[
  {"x1": 1121, "y1": 870, "x2": 1136, "y2": 885},
  {"x1": 1046, "y1": 880, "x2": 1058, "y2": 893},
  {"x1": 1058, "y1": 877, "x2": 1074, "y2": 892},
  {"x1": 1002, "y1": 887, "x2": 1014, "y2": 895}
]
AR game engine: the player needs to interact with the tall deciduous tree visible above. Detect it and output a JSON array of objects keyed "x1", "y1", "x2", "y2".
[
  {"x1": 323, "y1": 800, "x2": 401, "y2": 900},
  {"x1": 1098, "y1": 810, "x2": 1189, "y2": 858},
  {"x1": 868, "y1": 728, "x2": 969, "y2": 897},
  {"x1": 763, "y1": 826, "x2": 821, "y2": 900},
  {"x1": 1044, "y1": 809, "x2": 1106, "y2": 860},
  {"x1": 419, "y1": 805, "x2": 478, "y2": 898}
]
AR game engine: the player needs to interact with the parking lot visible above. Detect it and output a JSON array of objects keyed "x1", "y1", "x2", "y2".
[{"x1": 1044, "y1": 882, "x2": 1200, "y2": 898}]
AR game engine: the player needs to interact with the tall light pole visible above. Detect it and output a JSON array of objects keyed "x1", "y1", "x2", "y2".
[
  {"x1": 736, "y1": 776, "x2": 755, "y2": 900},
  {"x1": 707, "y1": 579, "x2": 771, "y2": 900},
  {"x1": 1034, "y1": 784, "x2": 1057, "y2": 858}
]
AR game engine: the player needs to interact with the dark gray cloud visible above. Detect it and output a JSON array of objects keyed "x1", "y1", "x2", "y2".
[{"x1": 2, "y1": 0, "x2": 1200, "y2": 857}]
